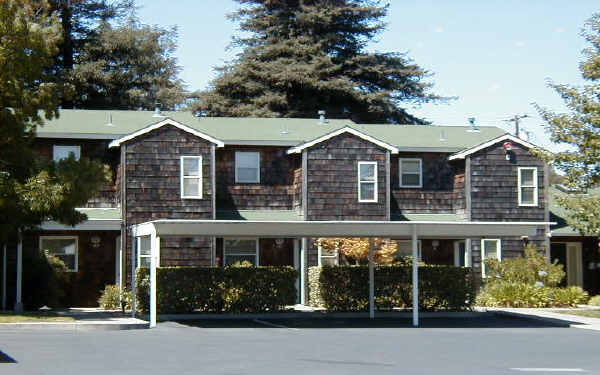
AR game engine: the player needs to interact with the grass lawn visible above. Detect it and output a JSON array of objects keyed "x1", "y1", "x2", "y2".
[
  {"x1": 0, "y1": 312, "x2": 75, "y2": 323},
  {"x1": 553, "y1": 309, "x2": 600, "y2": 319}
]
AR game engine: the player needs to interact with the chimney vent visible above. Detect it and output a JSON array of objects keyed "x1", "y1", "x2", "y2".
[
  {"x1": 106, "y1": 113, "x2": 115, "y2": 127},
  {"x1": 439, "y1": 130, "x2": 446, "y2": 141},
  {"x1": 153, "y1": 101, "x2": 164, "y2": 118},
  {"x1": 318, "y1": 110, "x2": 328, "y2": 124},
  {"x1": 466, "y1": 117, "x2": 480, "y2": 132}
]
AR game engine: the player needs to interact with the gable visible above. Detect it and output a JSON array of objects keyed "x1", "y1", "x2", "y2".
[
  {"x1": 108, "y1": 118, "x2": 224, "y2": 148},
  {"x1": 286, "y1": 126, "x2": 399, "y2": 154},
  {"x1": 448, "y1": 134, "x2": 539, "y2": 161}
]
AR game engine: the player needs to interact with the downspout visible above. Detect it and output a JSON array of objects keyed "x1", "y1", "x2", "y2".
[
  {"x1": 15, "y1": 230, "x2": 23, "y2": 312},
  {"x1": 2, "y1": 243, "x2": 6, "y2": 310}
]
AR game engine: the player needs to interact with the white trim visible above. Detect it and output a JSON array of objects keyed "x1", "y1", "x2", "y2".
[
  {"x1": 39, "y1": 236, "x2": 79, "y2": 272},
  {"x1": 225, "y1": 140, "x2": 300, "y2": 147},
  {"x1": 40, "y1": 220, "x2": 121, "y2": 231},
  {"x1": 108, "y1": 118, "x2": 225, "y2": 148},
  {"x1": 518, "y1": 167, "x2": 538, "y2": 206},
  {"x1": 223, "y1": 238, "x2": 259, "y2": 266},
  {"x1": 448, "y1": 134, "x2": 540, "y2": 160},
  {"x1": 180, "y1": 156, "x2": 203, "y2": 199},
  {"x1": 453, "y1": 240, "x2": 468, "y2": 267},
  {"x1": 115, "y1": 236, "x2": 122, "y2": 287},
  {"x1": 317, "y1": 244, "x2": 339, "y2": 266},
  {"x1": 399, "y1": 158, "x2": 423, "y2": 188},
  {"x1": 287, "y1": 126, "x2": 399, "y2": 154},
  {"x1": 136, "y1": 235, "x2": 159, "y2": 268},
  {"x1": 358, "y1": 161, "x2": 378, "y2": 203},
  {"x1": 481, "y1": 238, "x2": 501, "y2": 278},
  {"x1": 53, "y1": 145, "x2": 81, "y2": 161},
  {"x1": 235, "y1": 151, "x2": 261, "y2": 183},
  {"x1": 554, "y1": 242, "x2": 584, "y2": 287}
]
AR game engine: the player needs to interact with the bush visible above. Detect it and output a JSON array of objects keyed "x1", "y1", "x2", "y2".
[
  {"x1": 588, "y1": 295, "x2": 600, "y2": 306},
  {"x1": 476, "y1": 282, "x2": 589, "y2": 308},
  {"x1": 485, "y1": 245, "x2": 565, "y2": 287},
  {"x1": 135, "y1": 266, "x2": 298, "y2": 314},
  {"x1": 23, "y1": 251, "x2": 71, "y2": 309},
  {"x1": 98, "y1": 285, "x2": 132, "y2": 310},
  {"x1": 308, "y1": 265, "x2": 475, "y2": 312},
  {"x1": 550, "y1": 286, "x2": 589, "y2": 307}
]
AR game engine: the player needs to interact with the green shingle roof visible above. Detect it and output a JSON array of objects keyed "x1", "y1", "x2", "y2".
[
  {"x1": 216, "y1": 210, "x2": 303, "y2": 221},
  {"x1": 75, "y1": 207, "x2": 121, "y2": 221},
  {"x1": 37, "y1": 109, "x2": 507, "y2": 151}
]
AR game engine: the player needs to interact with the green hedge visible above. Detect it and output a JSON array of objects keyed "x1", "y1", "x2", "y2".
[
  {"x1": 308, "y1": 265, "x2": 475, "y2": 311},
  {"x1": 135, "y1": 266, "x2": 297, "y2": 314}
]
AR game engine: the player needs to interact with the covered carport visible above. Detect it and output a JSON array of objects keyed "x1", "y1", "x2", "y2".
[{"x1": 132, "y1": 219, "x2": 553, "y2": 328}]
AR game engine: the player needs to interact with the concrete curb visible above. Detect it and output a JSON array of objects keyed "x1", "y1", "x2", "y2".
[
  {"x1": 490, "y1": 309, "x2": 600, "y2": 331},
  {"x1": 0, "y1": 321, "x2": 149, "y2": 331},
  {"x1": 151, "y1": 311, "x2": 489, "y2": 321}
]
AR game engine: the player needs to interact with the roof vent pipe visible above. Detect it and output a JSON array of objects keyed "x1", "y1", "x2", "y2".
[
  {"x1": 153, "y1": 101, "x2": 164, "y2": 118},
  {"x1": 439, "y1": 130, "x2": 446, "y2": 141},
  {"x1": 318, "y1": 110, "x2": 328, "y2": 124},
  {"x1": 467, "y1": 117, "x2": 480, "y2": 132}
]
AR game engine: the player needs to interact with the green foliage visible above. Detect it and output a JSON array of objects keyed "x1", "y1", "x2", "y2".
[
  {"x1": 484, "y1": 245, "x2": 565, "y2": 288},
  {"x1": 476, "y1": 282, "x2": 588, "y2": 308},
  {"x1": 135, "y1": 266, "x2": 298, "y2": 314},
  {"x1": 196, "y1": 0, "x2": 442, "y2": 123},
  {"x1": 23, "y1": 250, "x2": 70, "y2": 309},
  {"x1": 98, "y1": 284, "x2": 132, "y2": 310},
  {"x1": 308, "y1": 265, "x2": 475, "y2": 312},
  {"x1": 533, "y1": 13, "x2": 600, "y2": 235},
  {"x1": 588, "y1": 295, "x2": 600, "y2": 306}
]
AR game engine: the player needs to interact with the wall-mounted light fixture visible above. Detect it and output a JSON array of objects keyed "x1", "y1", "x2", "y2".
[
  {"x1": 275, "y1": 238, "x2": 285, "y2": 248},
  {"x1": 90, "y1": 235, "x2": 101, "y2": 248},
  {"x1": 431, "y1": 240, "x2": 440, "y2": 251},
  {"x1": 502, "y1": 141, "x2": 514, "y2": 161}
]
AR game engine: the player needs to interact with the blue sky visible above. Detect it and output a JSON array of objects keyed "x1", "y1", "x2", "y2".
[{"x1": 137, "y1": 1, "x2": 598, "y2": 151}]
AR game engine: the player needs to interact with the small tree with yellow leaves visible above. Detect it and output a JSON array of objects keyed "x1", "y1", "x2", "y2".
[{"x1": 314, "y1": 238, "x2": 398, "y2": 265}]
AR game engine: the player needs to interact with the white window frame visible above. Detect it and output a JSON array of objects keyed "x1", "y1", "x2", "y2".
[
  {"x1": 39, "y1": 236, "x2": 79, "y2": 272},
  {"x1": 454, "y1": 240, "x2": 470, "y2": 267},
  {"x1": 235, "y1": 151, "x2": 260, "y2": 183},
  {"x1": 136, "y1": 235, "x2": 153, "y2": 268},
  {"x1": 317, "y1": 245, "x2": 339, "y2": 266},
  {"x1": 481, "y1": 239, "x2": 501, "y2": 278},
  {"x1": 223, "y1": 238, "x2": 259, "y2": 266},
  {"x1": 399, "y1": 158, "x2": 423, "y2": 188},
  {"x1": 53, "y1": 145, "x2": 81, "y2": 162},
  {"x1": 518, "y1": 167, "x2": 538, "y2": 206},
  {"x1": 180, "y1": 155, "x2": 203, "y2": 199},
  {"x1": 358, "y1": 161, "x2": 378, "y2": 203},
  {"x1": 395, "y1": 239, "x2": 422, "y2": 261}
]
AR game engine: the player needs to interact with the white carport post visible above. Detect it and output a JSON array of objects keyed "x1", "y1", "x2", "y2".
[
  {"x1": 14, "y1": 230, "x2": 23, "y2": 313},
  {"x1": 131, "y1": 227, "x2": 137, "y2": 318},
  {"x1": 149, "y1": 229, "x2": 159, "y2": 328},
  {"x1": 412, "y1": 224, "x2": 419, "y2": 327},
  {"x1": 369, "y1": 238, "x2": 375, "y2": 319}
]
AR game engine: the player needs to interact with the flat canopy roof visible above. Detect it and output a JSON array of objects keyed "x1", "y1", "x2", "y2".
[{"x1": 134, "y1": 220, "x2": 554, "y2": 238}]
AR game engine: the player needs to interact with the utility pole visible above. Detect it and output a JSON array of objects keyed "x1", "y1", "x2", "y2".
[{"x1": 504, "y1": 114, "x2": 528, "y2": 137}]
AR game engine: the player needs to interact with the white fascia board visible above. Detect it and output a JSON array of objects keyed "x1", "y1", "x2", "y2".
[
  {"x1": 287, "y1": 126, "x2": 399, "y2": 154},
  {"x1": 143, "y1": 220, "x2": 554, "y2": 239},
  {"x1": 37, "y1": 133, "x2": 123, "y2": 140},
  {"x1": 108, "y1": 118, "x2": 225, "y2": 148},
  {"x1": 40, "y1": 220, "x2": 121, "y2": 231},
  {"x1": 448, "y1": 134, "x2": 541, "y2": 161},
  {"x1": 223, "y1": 140, "x2": 301, "y2": 146}
]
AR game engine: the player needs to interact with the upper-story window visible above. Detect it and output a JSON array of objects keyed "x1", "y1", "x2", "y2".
[
  {"x1": 358, "y1": 161, "x2": 377, "y2": 202},
  {"x1": 180, "y1": 156, "x2": 203, "y2": 199},
  {"x1": 235, "y1": 151, "x2": 260, "y2": 183},
  {"x1": 399, "y1": 158, "x2": 422, "y2": 188},
  {"x1": 53, "y1": 145, "x2": 80, "y2": 162},
  {"x1": 518, "y1": 167, "x2": 538, "y2": 206}
]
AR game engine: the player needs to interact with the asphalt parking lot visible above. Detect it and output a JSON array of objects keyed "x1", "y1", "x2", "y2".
[{"x1": 1, "y1": 316, "x2": 599, "y2": 375}]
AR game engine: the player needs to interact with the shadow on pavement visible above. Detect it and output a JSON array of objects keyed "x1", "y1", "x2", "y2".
[
  {"x1": 0, "y1": 351, "x2": 17, "y2": 363},
  {"x1": 172, "y1": 315, "x2": 569, "y2": 329}
]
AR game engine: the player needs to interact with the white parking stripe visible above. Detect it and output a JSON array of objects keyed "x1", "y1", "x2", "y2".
[{"x1": 510, "y1": 368, "x2": 586, "y2": 372}]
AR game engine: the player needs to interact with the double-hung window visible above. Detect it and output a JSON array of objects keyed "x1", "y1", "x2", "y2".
[
  {"x1": 235, "y1": 151, "x2": 260, "y2": 183},
  {"x1": 137, "y1": 235, "x2": 152, "y2": 268},
  {"x1": 358, "y1": 161, "x2": 377, "y2": 202},
  {"x1": 399, "y1": 158, "x2": 422, "y2": 188},
  {"x1": 481, "y1": 239, "x2": 501, "y2": 277},
  {"x1": 318, "y1": 245, "x2": 339, "y2": 266},
  {"x1": 223, "y1": 238, "x2": 259, "y2": 266},
  {"x1": 180, "y1": 156, "x2": 202, "y2": 199},
  {"x1": 53, "y1": 145, "x2": 80, "y2": 162},
  {"x1": 39, "y1": 236, "x2": 78, "y2": 272},
  {"x1": 518, "y1": 167, "x2": 538, "y2": 206}
]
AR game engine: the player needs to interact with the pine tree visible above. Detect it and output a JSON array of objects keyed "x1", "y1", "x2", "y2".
[
  {"x1": 535, "y1": 13, "x2": 600, "y2": 235},
  {"x1": 0, "y1": 0, "x2": 110, "y2": 242},
  {"x1": 195, "y1": 0, "x2": 440, "y2": 124}
]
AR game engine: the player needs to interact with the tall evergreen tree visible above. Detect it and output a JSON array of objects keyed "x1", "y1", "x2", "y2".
[
  {"x1": 195, "y1": 0, "x2": 441, "y2": 124},
  {"x1": 0, "y1": 0, "x2": 110, "y2": 242},
  {"x1": 535, "y1": 13, "x2": 600, "y2": 235}
]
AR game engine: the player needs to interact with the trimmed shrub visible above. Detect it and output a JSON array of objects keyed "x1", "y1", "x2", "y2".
[
  {"x1": 308, "y1": 265, "x2": 475, "y2": 311},
  {"x1": 476, "y1": 282, "x2": 589, "y2": 308},
  {"x1": 550, "y1": 286, "x2": 589, "y2": 307},
  {"x1": 588, "y1": 295, "x2": 600, "y2": 306},
  {"x1": 98, "y1": 285, "x2": 132, "y2": 310},
  {"x1": 136, "y1": 266, "x2": 297, "y2": 314}
]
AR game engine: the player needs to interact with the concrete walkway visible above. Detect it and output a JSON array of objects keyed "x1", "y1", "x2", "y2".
[
  {"x1": 0, "y1": 308, "x2": 148, "y2": 331},
  {"x1": 487, "y1": 307, "x2": 600, "y2": 331}
]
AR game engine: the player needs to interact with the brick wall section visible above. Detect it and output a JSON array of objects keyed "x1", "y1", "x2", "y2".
[
  {"x1": 215, "y1": 146, "x2": 299, "y2": 210},
  {"x1": 306, "y1": 133, "x2": 388, "y2": 221},
  {"x1": 470, "y1": 142, "x2": 545, "y2": 221},
  {"x1": 34, "y1": 138, "x2": 120, "y2": 208},
  {"x1": 390, "y1": 153, "x2": 462, "y2": 214},
  {"x1": 124, "y1": 125, "x2": 215, "y2": 268}
]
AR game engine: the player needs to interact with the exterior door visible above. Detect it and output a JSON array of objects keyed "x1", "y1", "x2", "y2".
[{"x1": 551, "y1": 242, "x2": 583, "y2": 287}]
